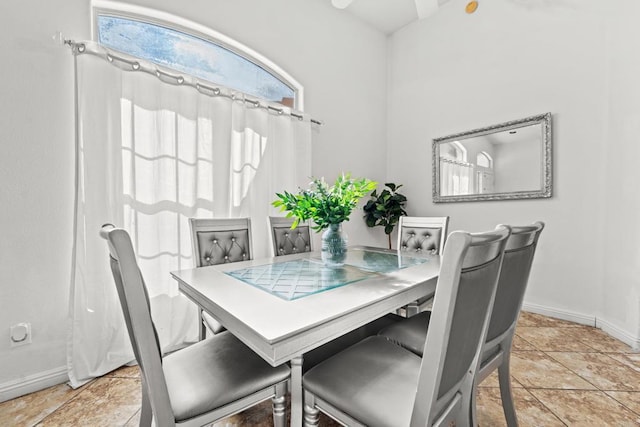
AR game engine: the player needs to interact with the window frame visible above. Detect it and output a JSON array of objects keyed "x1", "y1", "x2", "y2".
[
  {"x1": 91, "y1": 0, "x2": 304, "y2": 110},
  {"x1": 476, "y1": 151, "x2": 493, "y2": 169}
]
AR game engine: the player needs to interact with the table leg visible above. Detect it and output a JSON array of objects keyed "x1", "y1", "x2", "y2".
[
  {"x1": 198, "y1": 308, "x2": 206, "y2": 341},
  {"x1": 290, "y1": 355, "x2": 303, "y2": 427}
]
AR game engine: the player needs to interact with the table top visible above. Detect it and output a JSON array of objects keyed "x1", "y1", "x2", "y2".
[
  {"x1": 171, "y1": 246, "x2": 440, "y2": 365},
  {"x1": 226, "y1": 247, "x2": 430, "y2": 301}
]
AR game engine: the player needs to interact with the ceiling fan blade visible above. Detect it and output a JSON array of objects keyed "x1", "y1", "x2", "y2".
[{"x1": 331, "y1": 0, "x2": 354, "y2": 9}]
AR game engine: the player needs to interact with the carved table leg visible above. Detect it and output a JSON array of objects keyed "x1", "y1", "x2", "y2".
[{"x1": 290, "y1": 355, "x2": 303, "y2": 427}]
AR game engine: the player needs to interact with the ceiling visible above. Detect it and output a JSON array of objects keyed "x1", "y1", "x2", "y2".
[{"x1": 331, "y1": 0, "x2": 452, "y2": 34}]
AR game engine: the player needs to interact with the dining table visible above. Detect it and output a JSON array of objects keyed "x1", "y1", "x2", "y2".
[{"x1": 170, "y1": 245, "x2": 440, "y2": 427}]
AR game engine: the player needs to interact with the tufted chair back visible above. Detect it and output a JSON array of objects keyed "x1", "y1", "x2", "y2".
[
  {"x1": 397, "y1": 216, "x2": 449, "y2": 255},
  {"x1": 189, "y1": 217, "x2": 253, "y2": 339},
  {"x1": 189, "y1": 218, "x2": 253, "y2": 267},
  {"x1": 268, "y1": 216, "x2": 313, "y2": 257}
]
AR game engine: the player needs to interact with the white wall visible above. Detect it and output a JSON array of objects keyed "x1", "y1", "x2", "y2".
[
  {"x1": 0, "y1": 0, "x2": 388, "y2": 399},
  {"x1": 601, "y1": 1, "x2": 640, "y2": 345},
  {"x1": 387, "y1": 0, "x2": 638, "y2": 345},
  {"x1": 0, "y1": 0, "x2": 89, "y2": 398}
]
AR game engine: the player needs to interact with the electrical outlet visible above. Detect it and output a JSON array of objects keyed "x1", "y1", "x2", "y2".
[{"x1": 10, "y1": 323, "x2": 31, "y2": 347}]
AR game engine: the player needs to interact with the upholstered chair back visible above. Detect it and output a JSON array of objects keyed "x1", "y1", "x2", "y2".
[
  {"x1": 398, "y1": 216, "x2": 449, "y2": 255},
  {"x1": 189, "y1": 218, "x2": 253, "y2": 267},
  {"x1": 412, "y1": 225, "x2": 510, "y2": 426},
  {"x1": 268, "y1": 216, "x2": 312, "y2": 257},
  {"x1": 485, "y1": 222, "x2": 545, "y2": 344},
  {"x1": 101, "y1": 224, "x2": 290, "y2": 426},
  {"x1": 99, "y1": 224, "x2": 174, "y2": 422}
]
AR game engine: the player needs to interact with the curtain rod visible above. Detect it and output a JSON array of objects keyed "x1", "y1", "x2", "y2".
[
  {"x1": 440, "y1": 158, "x2": 474, "y2": 167},
  {"x1": 64, "y1": 39, "x2": 323, "y2": 126}
]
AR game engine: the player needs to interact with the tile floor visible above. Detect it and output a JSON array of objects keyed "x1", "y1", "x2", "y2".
[{"x1": 1, "y1": 312, "x2": 639, "y2": 426}]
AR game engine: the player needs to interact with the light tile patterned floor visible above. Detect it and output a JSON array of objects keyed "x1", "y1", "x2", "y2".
[{"x1": 1, "y1": 312, "x2": 639, "y2": 426}]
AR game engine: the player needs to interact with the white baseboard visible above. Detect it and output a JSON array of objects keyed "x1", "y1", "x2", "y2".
[
  {"x1": 522, "y1": 302, "x2": 640, "y2": 351},
  {"x1": 0, "y1": 366, "x2": 68, "y2": 403},
  {"x1": 596, "y1": 318, "x2": 640, "y2": 351},
  {"x1": 522, "y1": 302, "x2": 596, "y2": 327}
]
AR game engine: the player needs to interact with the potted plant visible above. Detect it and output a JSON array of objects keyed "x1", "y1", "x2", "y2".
[
  {"x1": 363, "y1": 182, "x2": 408, "y2": 249},
  {"x1": 273, "y1": 173, "x2": 376, "y2": 266}
]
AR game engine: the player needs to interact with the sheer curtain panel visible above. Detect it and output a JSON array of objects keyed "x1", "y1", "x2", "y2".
[
  {"x1": 67, "y1": 42, "x2": 312, "y2": 387},
  {"x1": 440, "y1": 159, "x2": 472, "y2": 196}
]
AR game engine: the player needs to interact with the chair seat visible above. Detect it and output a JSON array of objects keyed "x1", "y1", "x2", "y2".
[
  {"x1": 303, "y1": 336, "x2": 421, "y2": 427},
  {"x1": 163, "y1": 331, "x2": 289, "y2": 422},
  {"x1": 378, "y1": 311, "x2": 430, "y2": 357},
  {"x1": 202, "y1": 311, "x2": 225, "y2": 334},
  {"x1": 303, "y1": 314, "x2": 400, "y2": 373},
  {"x1": 379, "y1": 313, "x2": 505, "y2": 368}
]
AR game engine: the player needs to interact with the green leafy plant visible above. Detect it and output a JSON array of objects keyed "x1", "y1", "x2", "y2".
[
  {"x1": 363, "y1": 182, "x2": 408, "y2": 249},
  {"x1": 273, "y1": 173, "x2": 377, "y2": 232}
]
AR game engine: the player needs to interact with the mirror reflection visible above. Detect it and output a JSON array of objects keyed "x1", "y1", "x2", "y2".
[{"x1": 433, "y1": 113, "x2": 552, "y2": 203}]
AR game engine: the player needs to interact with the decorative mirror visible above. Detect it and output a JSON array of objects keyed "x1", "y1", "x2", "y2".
[{"x1": 432, "y1": 112, "x2": 552, "y2": 203}]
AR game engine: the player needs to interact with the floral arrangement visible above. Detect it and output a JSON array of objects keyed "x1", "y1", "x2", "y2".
[{"x1": 272, "y1": 173, "x2": 377, "y2": 232}]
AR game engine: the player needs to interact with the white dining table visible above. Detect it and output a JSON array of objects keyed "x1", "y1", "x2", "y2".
[{"x1": 171, "y1": 246, "x2": 440, "y2": 427}]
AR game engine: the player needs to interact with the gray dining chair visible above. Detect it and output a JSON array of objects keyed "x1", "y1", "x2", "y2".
[
  {"x1": 398, "y1": 216, "x2": 450, "y2": 317},
  {"x1": 302, "y1": 225, "x2": 510, "y2": 427},
  {"x1": 268, "y1": 215, "x2": 313, "y2": 257},
  {"x1": 379, "y1": 222, "x2": 544, "y2": 426},
  {"x1": 189, "y1": 217, "x2": 253, "y2": 340},
  {"x1": 99, "y1": 224, "x2": 289, "y2": 427}
]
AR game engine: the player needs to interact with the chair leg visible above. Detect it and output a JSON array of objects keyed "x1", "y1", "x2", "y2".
[
  {"x1": 140, "y1": 379, "x2": 153, "y2": 427},
  {"x1": 303, "y1": 391, "x2": 320, "y2": 426},
  {"x1": 498, "y1": 350, "x2": 518, "y2": 427},
  {"x1": 459, "y1": 372, "x2": 474, "y2": 427},
  {"x1": 272, "y1": 382, "x2": 287, "y2": 427},
  {"x1": 470, "y1": 382, "x2": 478, "y2": 427},
  {"x1": 198, "y1": 308, "x2": 206, "y2": 341},
  {"x1": 406, "y1": 301, "x2": 420, "y2": 317}
]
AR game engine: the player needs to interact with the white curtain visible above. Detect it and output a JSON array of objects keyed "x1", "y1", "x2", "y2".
[
  {"x1": 440, "y1": 158, "x2": 473, "y2": 196},
  {"x1": 67, "y1": 43, "x2": 312, "y2": 387}
]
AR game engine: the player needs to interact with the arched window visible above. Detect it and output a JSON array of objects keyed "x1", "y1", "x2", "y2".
[
  {"x1": 440, "y1": 141, "x2": 468, "y2": 162},
  {"x1": 477, "y1": 151, "x2": 493, "y2": 168},
  {"x1": 92, "y1": 2, "x2": 302, "y2": 108}
]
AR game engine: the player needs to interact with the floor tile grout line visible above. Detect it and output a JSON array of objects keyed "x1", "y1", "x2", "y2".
[
  {"x1": 543, "y1": 349, "x2": 640, "y2": 392},
  {"x1": 573, "y1": 334, "x2": 610, "y2": 353},
  {"x1": 518, "y1": 386, "x2": 569, "y2": 427},
  {"x1": 515, "y1": 326, "x2": 604, "y2": 354},
  {"x1": 513, "y1": 331, "x2": 538, "y2": 351},
  {"x1": 602, "y1": 390, "x2": 640, "y2": 417},
  {"x1": 528, "y1": 387, "x2": 640, "y2": 422},
  {"x1": 124, "y1": 408, "x2": 141, "y2": 426},
  {"x1": 26, "y1": 381, "x2": 98, "y2": 426},
  {"x1": 33, "y1": 380, "x2": 100, "y2": 426},
  {"x1": 483, "y1": 384, "x2": 616, "y2": 392},
  {"x1": 36, "y1": 376, "x2": 142, "y2": 426},
  {"x1": 539, "y1": 349, "x2": 610, "y2": 391},
  {"x1": 520, "y1": 386, "x2": 624, "y2": 392},
  {"x1": 510, "y1": 348, "x2": 600, "y2": 391}
]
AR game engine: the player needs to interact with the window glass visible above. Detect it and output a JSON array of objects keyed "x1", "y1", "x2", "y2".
[
  {"x1": 477, "y1": 151, "x2": 493, "y2": 168},
  {"x1": 97, "y1": 15, "x2": 295, "y2": 107},
  {"x1": 440, "y1": 141, "x2": 467, "y2": 162}
]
